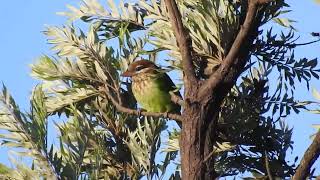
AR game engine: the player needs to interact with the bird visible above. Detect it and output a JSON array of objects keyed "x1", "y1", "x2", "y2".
[{"x1": 121, "y1": 60, "x2": 181, "y2": 114}]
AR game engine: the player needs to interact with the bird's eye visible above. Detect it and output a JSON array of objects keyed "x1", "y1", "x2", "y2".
[{"x1": 135, "y1": 65, "x2": 145, "y2": 72}]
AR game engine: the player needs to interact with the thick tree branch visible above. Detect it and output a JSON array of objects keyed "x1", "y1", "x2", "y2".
[
  {"x1": 99, "y1": 85, "x2": 182, "y2": 121},
  {"x1": 164, "y1": 0, "x2": 197, "y2": 85},
  {"x1": 293, "y1": 130, "x2": 320, "y2": 180},
  {"x1": 199, "y1": 0, "x2": 270, "y2": 99}
]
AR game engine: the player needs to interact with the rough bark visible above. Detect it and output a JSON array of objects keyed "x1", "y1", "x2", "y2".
[
  {"x1": 163, "y1": 0, "x2": 272, "y2": 179},
  {"x1": 163, "y1": 0, "x2": 269, "y2": 179}
]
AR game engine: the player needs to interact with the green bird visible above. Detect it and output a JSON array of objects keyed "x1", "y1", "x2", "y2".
[{"x1": 121, "y1": 60, "x2": 181, "y2": 113}]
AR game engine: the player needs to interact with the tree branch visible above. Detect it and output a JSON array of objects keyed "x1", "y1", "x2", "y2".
[
  {"x1": 293, "y1": 130, "x2": 320, "y2": 180},
  {"x1": 164, "y1": 0, "x2": 197, "y2": 85},
  {"x1": 198, "y1": 0, "x2": 270, "y2": 99},
  {"x1": 264, "y1": 151, "x2": 273, "y2": 180},
  {"x1": 99, "y1": 85, "x2": 182, "y2": 122},
  {"x1": 170, "y1": 91, "x2": 184, "y2": 107}
]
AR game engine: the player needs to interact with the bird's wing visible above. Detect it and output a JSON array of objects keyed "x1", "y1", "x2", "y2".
[
  {"x1": 156, "y1": 70, "x2": 182, "y2": 116},
  {"x1": 157, "y1": 70, "x2": 182, "y2": 98}
]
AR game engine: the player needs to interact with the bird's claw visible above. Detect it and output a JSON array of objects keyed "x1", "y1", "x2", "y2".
[{"x1": 137, "y1": 109, "x2": 142, "y2": 117}]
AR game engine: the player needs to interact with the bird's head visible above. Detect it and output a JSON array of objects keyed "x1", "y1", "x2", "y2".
[{"x1": 121, "y1": 60, "x2": 158, "y2": 77}]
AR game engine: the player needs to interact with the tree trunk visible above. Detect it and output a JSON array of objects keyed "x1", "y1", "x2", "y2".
[
  {"x1": 164, "y1": 0, "x2": 267, "y2": 179},
  {"x1": 180, "y1": 103, "x2": 203, "y2": 179},
  {"x1": 180, "y1": 97, "x2": 222, "y2": 180}
]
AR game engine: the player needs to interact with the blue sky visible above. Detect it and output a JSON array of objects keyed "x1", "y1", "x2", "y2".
[{"x1": 0, "y1": 0, "x2": 320, "y2": 177}]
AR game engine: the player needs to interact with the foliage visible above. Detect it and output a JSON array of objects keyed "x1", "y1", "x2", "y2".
[{"x1": 0, "y1": 0, "x2": 319, "y2": 179}]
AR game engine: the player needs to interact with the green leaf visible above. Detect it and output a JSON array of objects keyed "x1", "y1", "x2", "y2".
[
  {"x1": 273, "y1": 18, "x2": 294, "y2": 28},
  {"x1": 0, "y1": 163, "x2": 11, "y2": 174}
]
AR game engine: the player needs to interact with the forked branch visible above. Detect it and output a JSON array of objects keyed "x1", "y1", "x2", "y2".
[
  {"x1": 199, "y1": 0, "x2": 272, "y2": 98},
  {"x1": 293, "y1": 130, "x2": 320, "y2": 180}
]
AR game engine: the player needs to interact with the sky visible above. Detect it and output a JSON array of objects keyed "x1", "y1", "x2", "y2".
[{"x1": 0, "y1": 0, "x2": 320, "y2": 177}]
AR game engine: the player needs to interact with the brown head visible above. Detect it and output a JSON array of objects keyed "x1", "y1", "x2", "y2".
[{"x1": 121, "y1": 60, "x2": 158, "y2": 77}]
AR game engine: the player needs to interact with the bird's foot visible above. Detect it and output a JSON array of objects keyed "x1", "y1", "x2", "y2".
[
  {"x1": 137, "y1": 109, "x2": 142, "y2": 117},
  {"x1": 137, "y1": 108, "x2": 146, "y2": 117}
]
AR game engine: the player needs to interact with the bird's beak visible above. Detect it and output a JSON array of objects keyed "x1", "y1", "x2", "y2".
[{"x1": 121, "y1": 70, "x2": 133, "y2": 77}]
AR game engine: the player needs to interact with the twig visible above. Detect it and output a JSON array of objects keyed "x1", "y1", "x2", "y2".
[
  {"x1": 267, "y1": 39, "x2": 320, "y2": 48},
  {"x1": 169, "y1": 91, "x2": 184, "y2": 107},
  {"x1": 198, "y1": 0, "x2": 269, "y2": 99},
  {"x1": 194, "y1": 146, "x2": 219, "y2": 175},
  {"x1": 100, "y1": 85, "x2": 183, "y2": 122},
  {"x1": 264, "y1": 151, "x2": 273, "y2": 180},
  {"x1": 293, "y1": 130, "x2": 320, "y2": 180},
  {"x1": 202, "y1": 149, "x2": 216, "y2": 165},
  {"x1": 98, "y1": 108, "x2": 118, "y2": 136},
  {"x1": 164, "y1": 0, "x2": 197, "y2": 85},
  {"x1": 86, "y1": 45, "x2": 123, "y2": 105}
]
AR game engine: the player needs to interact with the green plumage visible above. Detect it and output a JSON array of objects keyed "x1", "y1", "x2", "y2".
[{"x1": 132, "y1": 71, "x2": 180, "y2": 113}]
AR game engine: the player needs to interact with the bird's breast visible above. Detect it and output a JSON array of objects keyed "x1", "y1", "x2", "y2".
[
  {"x1": 131, "y1": 73, "x2": 175, "y2": 112},
  {"x1": 132, "y1": 74, "x2": 155, "y2": 97}
]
